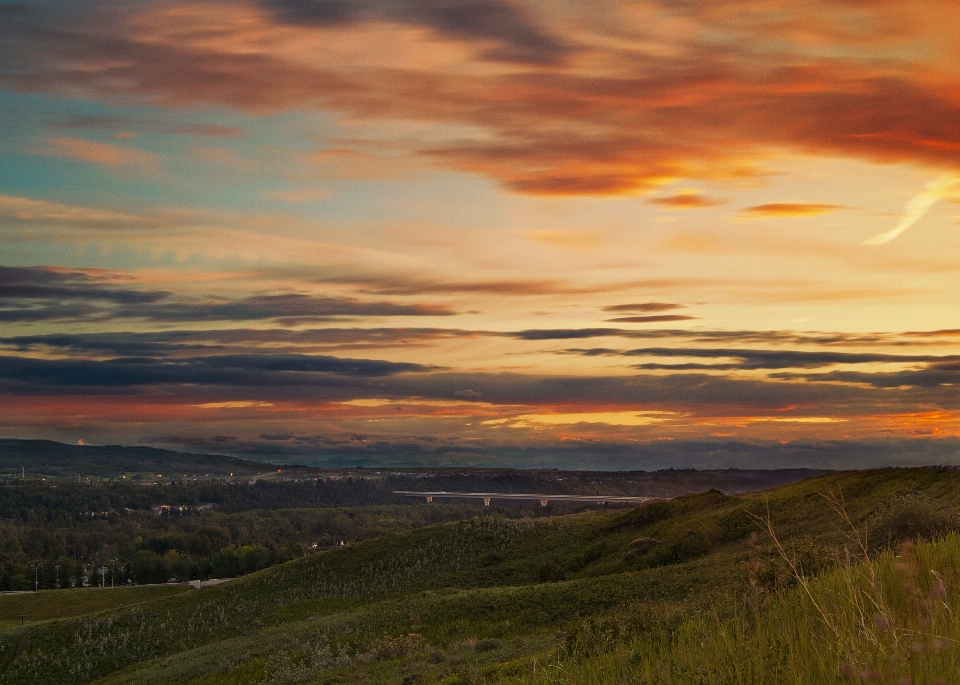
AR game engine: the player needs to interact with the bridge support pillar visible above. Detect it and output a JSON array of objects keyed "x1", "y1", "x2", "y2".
[
  {"x1": 483, "y1": 497, "x2": 491, "y2": 506},
  {"x1": 426, "y1": 495, "x2": 433, "y2": 503},
  {"x1": 540, "y1": 499, "x2": 548, "y2": 507}
]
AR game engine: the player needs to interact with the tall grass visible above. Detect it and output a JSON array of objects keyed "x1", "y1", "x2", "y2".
[{"x1": 524, "y1": 533, "x2": 960, "y2": 684}]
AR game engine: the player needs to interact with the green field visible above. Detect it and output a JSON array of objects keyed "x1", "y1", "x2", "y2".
[{"x1": 1, "y1": 468, "x2": 959, "y2": 683}]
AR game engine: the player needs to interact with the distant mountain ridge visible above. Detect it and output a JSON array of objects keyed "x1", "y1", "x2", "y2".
[
  {"x1": 0, "y1": 439, "x2": 836, "y2": 486},
  {"x1": 0, "y1": 439, "x2": 290, "y2": 478}
]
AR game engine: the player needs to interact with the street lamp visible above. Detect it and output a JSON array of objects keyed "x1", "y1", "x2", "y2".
[
  {"x1": 54, "y1": 564, "x2": 60, "y2": 589},
  {"x1": 30, "y1": 563, "x2": 41, "y2": 592},
  {"x1": 108, "y1": 559, "x2": 117, "y2": 588}
]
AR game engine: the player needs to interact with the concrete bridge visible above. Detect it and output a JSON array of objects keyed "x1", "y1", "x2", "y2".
[{"x1": 394, "y1": 491, "x2": 658, "y2": 507}]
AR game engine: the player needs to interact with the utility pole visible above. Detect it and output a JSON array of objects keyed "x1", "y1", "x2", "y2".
[
  {"x1": 31, "y1": 563, "x2": 40, "y2": 592},
  {"x1": 54, "y1": 564, "x2": 60, "y2": 589},
  {"x1": 109, "y1": 559, "x2": 117, "y2": 588}
]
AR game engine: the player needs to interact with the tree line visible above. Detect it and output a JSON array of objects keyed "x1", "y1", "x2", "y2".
[{"x1": 0, "y1": 479, "x2": 481, "y2": 590}]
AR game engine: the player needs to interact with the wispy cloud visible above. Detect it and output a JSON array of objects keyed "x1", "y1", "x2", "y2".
[
  {"x1": 322, "y1": 273, "x2": 626, "y2": 296},
  {"x1": 602, "y1": 302, "x2": 683, "y2": 314},
  {"x1": 261, "y1": 188, "x2": 332, "y2": 203},
  {"x1": 862, "y1": 173, "x2": 960, "y2": 245},
  {"x1": 40, "y1": 136, "x2": 160, "y2": 173},
  {"x1": 648, "y1": 191, "x2": 727, "y2": 209},
  {"x1": 605, "y1": 315, "x2": 696, "y2": 324},
  {"x1": 524, "y1": 230, "x2": 606, "y2": 250},
  {"x1": 0, "y1": 194, "x2": 166, "y2": 231},
  {"x1": 59, "y1": 114, "x2": 245, "y2": 138},
  {"x1": 126, "y1": 293, "x2": 457, "y2": 323}
]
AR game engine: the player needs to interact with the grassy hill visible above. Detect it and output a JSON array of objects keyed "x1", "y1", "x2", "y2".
[
  {"x1": 1, "y1": 467, "x2": 959, "y2": 684},
  {"x1": 0, "y1": 585, "x2": 190, "y2": 626}
]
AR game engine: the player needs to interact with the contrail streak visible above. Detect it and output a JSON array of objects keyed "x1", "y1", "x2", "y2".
[{"x1": 862, "y1": 172, "x2": 960, "y2": 245}]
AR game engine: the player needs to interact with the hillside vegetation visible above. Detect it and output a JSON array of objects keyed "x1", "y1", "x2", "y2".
[
  {"x1": 0, "y1": 478, "x2": 483, "y2": 591},
  {"x1": 1, "y1": 467, "x2": 959, "y2": 684},
  {"x1": 0, "y1": 440, "x2": 822, "y2": 592}
]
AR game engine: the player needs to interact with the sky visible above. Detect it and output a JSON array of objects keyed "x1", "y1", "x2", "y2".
[{"x1": 3, "y1": 0, "x2": 960, "y2": 469}]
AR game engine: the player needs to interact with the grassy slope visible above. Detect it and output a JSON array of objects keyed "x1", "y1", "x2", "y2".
[
  {"x1": 523, "y1": 533, "x2": 960, "y2": 684},
  {"x1": 0, "y1": 586, "x2": 190, "y2": 625},
  {"x1": 1, "y1": 468, "x2": 958, "y2": 684}
]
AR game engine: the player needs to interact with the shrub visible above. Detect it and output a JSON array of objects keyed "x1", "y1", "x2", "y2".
[
  {"x1": 716, "y1": 508, "x2": 755, "y2": 541},
  {"x1": 622, "y1": 537, "x2": 659, "y2": 562},
  {"x1": 866, "y1": 493, "x2": 959, "y2": 550},
  {"x1": 536, "y1": 561, "x2": 567, "y2": 583},
  {"x1": 605, "y1": 501, "x2": 672, "y2": 531},
  {"x1": 626, "y1": 530, "x2": 713, "y2": 569},
  {"x1": 474, "y1": 638, "x2": 501, "y2": 652}
]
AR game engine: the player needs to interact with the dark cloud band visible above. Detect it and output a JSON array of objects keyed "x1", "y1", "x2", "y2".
[
  {"x1": 562, "y1": 346, "x2": 960, "y2": 370},
  {"x1": 0, "y1": 353, "x2": 433, "y2": 388},
  {"x1": 0, "y1": 267, "x2": 456, "y2": 323},
  {"x1": 261, "y1": 0, "x2": 571, "y2": 65}
]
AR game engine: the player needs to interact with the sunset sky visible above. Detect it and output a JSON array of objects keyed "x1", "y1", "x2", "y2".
[{"x1": 3, "y1": 0, "x2": 960, "y2": 469}]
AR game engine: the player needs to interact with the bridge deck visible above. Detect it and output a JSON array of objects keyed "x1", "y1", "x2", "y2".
[{"x1": 394, "y1": 490, "x2": 656, "y2": 504}]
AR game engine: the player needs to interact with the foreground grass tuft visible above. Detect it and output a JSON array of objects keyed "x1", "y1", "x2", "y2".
[{"x1": 525, "y1": 534, "x2": 960, "y2": 684}]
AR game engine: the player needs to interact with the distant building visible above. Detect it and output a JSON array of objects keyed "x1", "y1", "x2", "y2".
[{"x1": 150, "y1": 503, "x2": 215, "y2": 515}]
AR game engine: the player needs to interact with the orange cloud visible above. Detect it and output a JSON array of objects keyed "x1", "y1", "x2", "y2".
[
  {"x1": 41, "y1": 137, "x2": 159, "y2": 173},
  {"x1": 261, "y1": 188, "x2": 332, "y2": 203},
  {"x1": 742, "y1": 203, "x2": 845, "y2": 218},
  {"x1": 524, "y1": 230, "x2": 606, "y2": 250},
  {"x1": 648, "y1": 191, "x2": 727, "y2": 209},
  {"x1": 0, "y1": 194, "x2": 159, "y2": 231},
  {"x1": 603, "y1": 303, "x2": 682, "y2": 313},
  {"x1": 4, "y1": 1, "x2": 960, "y2": 198},
  {"x1": 307, "y1": 147, "x2": 416, "y2": 181},
  {"x1": 483, "y1": 411, "x2": 674, "y2": 428},
  {"x1": 605, "y1": 315, "x2": 696, "y2": 323}
]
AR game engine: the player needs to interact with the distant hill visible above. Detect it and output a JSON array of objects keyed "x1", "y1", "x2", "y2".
[
  {"x1": 0, "y1": 439, "x2": 293, "y2": 478},
  {"x1": 0, "y1": 439, "x2": 832, "y2": 488}
]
